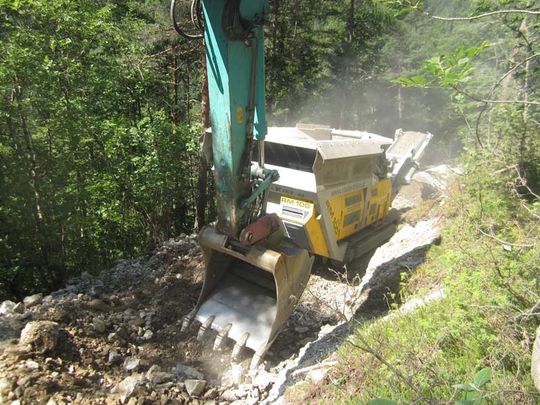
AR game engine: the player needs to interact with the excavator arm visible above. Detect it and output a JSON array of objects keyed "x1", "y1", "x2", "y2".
[{"x1": 176, "y1": 0, "x2": 314, "y2": 368}]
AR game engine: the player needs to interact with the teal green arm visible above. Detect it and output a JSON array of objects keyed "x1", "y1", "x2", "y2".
[{"x1": 203, "y1": 0, "x2": 270, "y2": 237}]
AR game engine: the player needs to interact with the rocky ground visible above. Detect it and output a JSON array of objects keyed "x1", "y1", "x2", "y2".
[{"x1": 0, "y1": 165, "x2": 458, "y2": 405}]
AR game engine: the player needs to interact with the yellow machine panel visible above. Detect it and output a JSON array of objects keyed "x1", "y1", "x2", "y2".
[
  {"x1": 365, "y1": 179, "x2": 392, "y2": 226},
  {"x1": 279, "y1": 196, "x2": 329, "y2": 257},
  {"x1": 325, "y1": 189, "x2": 365, "y2": 241}
]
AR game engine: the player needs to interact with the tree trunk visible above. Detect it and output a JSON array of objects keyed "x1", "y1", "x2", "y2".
[
  {"x1": 13, "y1": 84, "x2": 50, "y2": 287},
  {"x1": 196, "y1": 49, "x2": 210, "y2": 229},
  {"x1": 172, "y1": 44, "x2": 180, "y2": 129}
]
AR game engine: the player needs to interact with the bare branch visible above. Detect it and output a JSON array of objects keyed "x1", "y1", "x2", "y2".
[
  {"x1": 474, "y1": 53, "x2": 540, "y2": 148},
  {"x1": 491, "y1": 53, "x2": 540, "y2": 92},
  {"x1": 482, "y1": 99, "x2": 540, "y2": 105},
  {"x1": 452, "y1": 84, "x2": 540, "y2": 105},
  {"x1": 346, "y1": 336, "x2": 421, "y2": 395},
  {"x1": 431, "y1": 9, "x2": 540, "y2": 22},
  {"x1": 477, "y1": 227, "x2": 534, "y2": 248}
]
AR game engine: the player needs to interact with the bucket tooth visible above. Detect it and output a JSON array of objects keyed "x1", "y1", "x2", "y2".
[
  {"x1": 181, "y1": 311, "x2": 195, "y2": 332},
  {"x1": 232, "y1": 332, "x2": 250, "y2": 361},
  {"x1": 250, "y1": 344, "x2": 267, "y2": 370},
  {"x1": 197, "y1": 315, "x2": 215, "y2": 341},
  {"x1": 213, "y1": 323, "x2": 233, "y2": 351}
]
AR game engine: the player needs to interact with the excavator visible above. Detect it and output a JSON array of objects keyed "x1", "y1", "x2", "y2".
[{"x1": 171, "y1": 0, "x2": 432, "y2": 368}]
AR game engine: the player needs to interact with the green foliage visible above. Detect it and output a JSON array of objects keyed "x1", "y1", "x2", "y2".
[
  {"x1": 454, "y1": 367, "x2": 492, "y2": 405},
  {"x1": 0, "y1": 0, "x2": 203, "y2": 298},
  {"x1": 265, "y1": 0, "x2": 397, "y2": 128},
  {"x1": 290, "y1": 1, "x2": 540, "y2": 403},
  {"x1": 394, "y1": 43, "x2": 491, "y2": 88}
]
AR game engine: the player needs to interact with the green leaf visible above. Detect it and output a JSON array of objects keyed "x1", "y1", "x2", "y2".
[
  {"x1": 473, "y1": 367, "x2": 492, "y2": 388},
  {"x1": 454, "y1": 383, "x2": 475, "y2": 392},
  {"x1": 464, "y1": 391, "x2": 481, "y2": 401}
]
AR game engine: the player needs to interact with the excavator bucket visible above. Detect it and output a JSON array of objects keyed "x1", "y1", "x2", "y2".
[{"x1": 183, "y1": 226, "x2": 313, "y2": 368}]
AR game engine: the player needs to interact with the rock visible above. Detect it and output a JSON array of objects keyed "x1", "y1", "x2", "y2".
[
  {"x1": 108, "y1": 348, "x2": 123, "y2": 365},
  {"x1": 307, "y1": 369, "x2": 328, "y2": 384},
  {"x1": 221, "y1": 388, "x2": 243, "y2": 402},
  {"x1": 19, "y1": 321, "x2": 59, "y2": 353},
  {"x1": 25, "y1": 359, "x2": 39, "y2": 370},
  {"x1": 184, "y1": 379, "x2": 206, "y2": 397},
  {"x1": 294, "y1": 326, "x2": 309, "y2": 334},
  {"x1": 23, "y1": 294, "x2": 43, "y2": 308},
  {"x1": 203, "y1": 387, "x2": 218, "y2": 399},
  {"x1": 142, "y1": 329, "x2": 153, "y2": 340},
  {"x1": 246, "y1": 395, "x2": 260, "y2": 405},
  {"x1": 89, "y1": 282, "x2": 104, "y2": 297},
  {"x1": 0, "y1": 300, "x2": 16, "y2": 316},
  {"x1": 128, "y1": 317, "x2": 145, "y2": 327},
  {"x1": 126, "y1": 397, "x2": 138, "y2": 405},
  {"x1": 93, "y1": 318, "x2": 107, "y2": 334},
  {"x1": 123, "y1": 357, "x2": 141, "y2": 372},
  {"x1": 146, "y1": 364, "x2": 161, "y2": 374},
  {"x1": 0, "y1": 377, "x2": 12, "y2": 396},
  {"x1": 87, "y1": 299, "x2": 110, "y2": 312},
  {"x1": 116, "y1": 374, "x2": 143, "y2": 403},
  {"x1": 147, "y1": 367, "x2": 175, "y2": 385},
  {"x1": 532, "y1": 325, "x2": 540, "y2": 393},
  {"x1": 252, "y1": 370, "x2": 274, "y2": 391},
  {"x1": 13, "y1": 303, "x2": 25, "y2": 314},
  {"x1": 175, "y1": 364, "x2": 204, "y2": 380}
]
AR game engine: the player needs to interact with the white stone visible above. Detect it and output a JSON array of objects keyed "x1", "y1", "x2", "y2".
[
  {"x1": 23, "y1": 294, "x2": 43, "y2": 308},
  {"x1": 253, "y1": 370, "x2": 274, "y2": 391},
  {"x1": 116, "y1": 374, "x2": 143, "y2": 403},
  {"x1": 308, "y1": 369, "x2": 327, "y2": 384},
  {"x1": 532, "y1": 325, "x2": 540, "y2": 393},
  {"x1": 0, "y1": 300, "x2": 16, "y2": 316},
  {"x1": 184, "y1": 379, "x2": 206, "y2": 397},
  {"x1": 142, "y1": 329, "x2": 153, "y2": 340},
  {"x1": 25, "y1": 360, "x2": 39, "y2": 370},
  {"x1": 123, "y1": 357, "x2": 140, "y2": 371}
]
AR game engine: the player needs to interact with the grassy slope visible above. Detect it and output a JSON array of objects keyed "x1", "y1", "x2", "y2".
[{"x1": 289, "y1": 161, "x2": 540, "y2": 404}]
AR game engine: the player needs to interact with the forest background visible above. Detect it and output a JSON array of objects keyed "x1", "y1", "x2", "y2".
[{"x1": 0, "y1": 0, "x2": 538, "y2": 302}]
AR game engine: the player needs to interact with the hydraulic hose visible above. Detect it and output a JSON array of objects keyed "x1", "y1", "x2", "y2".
[{"x1": 170, "y1": 0, "x2": 204, "y2": 39}]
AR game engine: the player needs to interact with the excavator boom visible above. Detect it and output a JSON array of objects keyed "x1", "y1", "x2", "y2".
[{"x1": 179, "y1": 0, "x2": 314, "y2": 368}]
